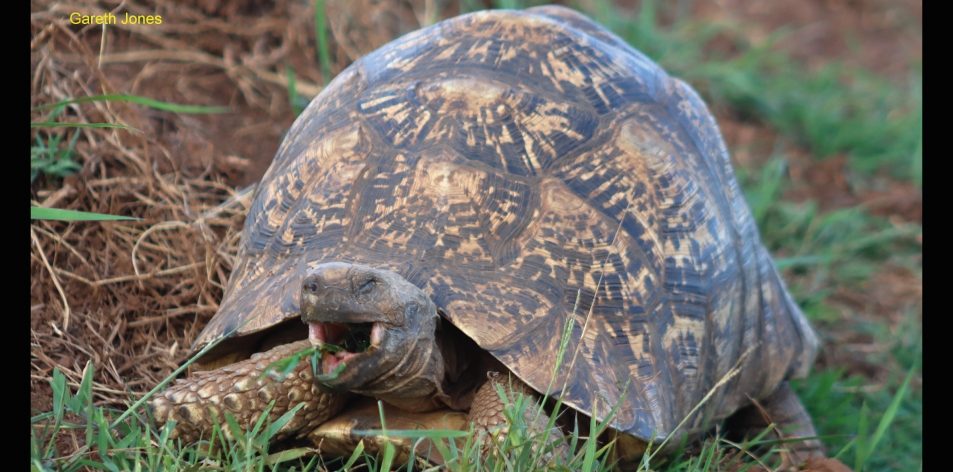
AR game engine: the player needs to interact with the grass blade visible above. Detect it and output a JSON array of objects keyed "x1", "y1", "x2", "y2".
[
  {"x1": 31, "y1": 122, "x2": 138, "y2": 132},
  {"x1": 264, "y1": 402, "x2": 306, "y2": 440},
  {"x1": 582, "y1": 400, "x2": 599, "y2": 472},
  {"x1": 264, "y1": 447, "x2": 312, "y2": 466},
  {"x1": 35, "y1": 94, "x2": 229, "y2": 114},
  {"x1": 31, "y1": 207, "x2": 140, "y2": 221},
  {"x1": 858, "y1": 366, "x2": 916, "y2": 470},
  {"x1": 341, "y1": 439, "x2": 366, "y2": 470},
  {"x1": 313, "y1": 0, "x2": 333, "y2": 84},
  {"x1": 379, "y1": 442, "x2": 397, "y2": 472},
  {"x1": 285, "y1": 66, "x2": 308, "y2": 116}
]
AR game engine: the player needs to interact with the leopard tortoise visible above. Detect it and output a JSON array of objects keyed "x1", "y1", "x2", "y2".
[{"x1": 152, "y1": 5, "x2": 828, "y2": 468}]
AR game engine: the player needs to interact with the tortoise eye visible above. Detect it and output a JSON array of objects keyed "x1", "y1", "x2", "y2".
[
  {"x1": 356, "y1": 277, "x2": 378, "y2": 295},
  {"x1": 304, "y1": 280, "x2": 320, "y2": 293}
]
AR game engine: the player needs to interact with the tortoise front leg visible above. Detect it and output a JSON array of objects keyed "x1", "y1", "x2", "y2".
[
  {"x1": 151, "y1": 340, "x2": 347, "y2": 443},
  {"x1": 468, "y1": 371, "x2": 570, "y2": 463}
]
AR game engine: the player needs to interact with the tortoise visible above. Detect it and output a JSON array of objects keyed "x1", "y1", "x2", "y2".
[{"x1": 152, "y1": 5, "x2": 829, "y2": 468}]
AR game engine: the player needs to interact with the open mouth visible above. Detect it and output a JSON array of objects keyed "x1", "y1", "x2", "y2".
[{"x1": 307, "y1": 321, "x2": 384, "y2": 374}]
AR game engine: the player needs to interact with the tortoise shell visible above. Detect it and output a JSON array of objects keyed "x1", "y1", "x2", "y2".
[{"x1": 195, "y1": 6, "x2": 819, "y2": 442}]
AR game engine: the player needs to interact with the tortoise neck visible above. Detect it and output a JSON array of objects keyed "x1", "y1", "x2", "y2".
[{"x1": 433, "y1": 317, "x2": 506, "y2": 411}]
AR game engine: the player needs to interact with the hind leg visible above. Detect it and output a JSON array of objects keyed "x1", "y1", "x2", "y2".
[
  {"x1": 727, "y1": 382, "x2": 850, "y2": 470},
  {"x1": 728, "y1": 383, "x2": 823, "y2": 457}
]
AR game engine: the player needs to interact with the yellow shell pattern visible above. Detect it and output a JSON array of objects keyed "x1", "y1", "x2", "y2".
[{"x1": 196, "y1": 6, "x2": 819, "y2": 442}]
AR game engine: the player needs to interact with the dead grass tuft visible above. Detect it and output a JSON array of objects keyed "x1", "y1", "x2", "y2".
[
  {"x1": 30, "y1": 0, "x2": 329, "y2": 413},
  {"x1": 29, "y1": 0, "x2": 434, "y2": 417}
]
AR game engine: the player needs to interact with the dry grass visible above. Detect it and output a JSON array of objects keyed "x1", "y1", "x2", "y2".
[
  {"x1": 30, "y1": 0, "x2": 325, "y2": 415},
  {"x1": 29, "y1": 1, "x2": 476, "y2": 459},
  {"x1": 29, "y1": 0, "x2": 459, "y2": 423}
]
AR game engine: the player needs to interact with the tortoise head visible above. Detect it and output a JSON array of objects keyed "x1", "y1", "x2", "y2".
[{"x1": 300, "y1": 262, "x2": 445, "y2": 410}]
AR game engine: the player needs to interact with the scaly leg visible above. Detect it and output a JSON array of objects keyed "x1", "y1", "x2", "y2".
[
  {"x1": 727, "y1": 382, "x2": 850, "y2": 470},
  {"x1": 468, "y1": 371, "x2": 569, "y2": 463},
  {"x1": 151, "y1": 340, "x2": 347, "y2": 443}
]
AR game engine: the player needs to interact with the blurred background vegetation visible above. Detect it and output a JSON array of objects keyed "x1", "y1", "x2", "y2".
[{"x1": 31, "y1": 0, "x2": 920, "y2": 470}]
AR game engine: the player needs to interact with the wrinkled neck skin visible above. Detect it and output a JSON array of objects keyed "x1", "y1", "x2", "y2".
[{"x1": 352, "y1": 302, "x2": 448, "y2": 412}]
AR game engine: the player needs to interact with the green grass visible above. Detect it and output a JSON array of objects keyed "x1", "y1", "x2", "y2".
[
  {"x1": 738, "y1": 155, "x2": 920, "y2": 309},
  {"x1": 30, "y1": 121, "x2": 139, "y2": 131},
  {"x1": 793, "y1": 310, "x2": 922, "y2": 472},
  {"x1": 576, "y1": 4, "x2": 922, "y2": 468},
  {"x1": 33, "y1": 94, "x2": 230, "y2": 114},
  {"x1": 314, "y1": 0, "x2": 333, "y2": 85},
  {"x1": 31, "y1": 93, "x2": 229, "y2": 217},
  {"x1": 584, "y1": 0, "x2": 922, "y2": 186},
  {"x1": 31, "y1": 129, "x2": 81, "y2": 183},
  {"x1": 31, "y1": 365, "x2": 318, "y2": 471},
  {"x1": 28, "y1": 312, "x2": 780, "y2": 472},
  {"x1": 287, "y1": 66, "x2": 311, "y2": 116},
  {"x1": 33, "y1": 328, "x2": 906, "y2": 471},
  {"x1": 30, "y1": 208, "x2": 141, "y2": 221},
  {"x1": 32, "y1": 1, "x2": 921, "y2": 470},
  {"x1": 31, "y1": 94, "x2": 230, "y2": 136}
]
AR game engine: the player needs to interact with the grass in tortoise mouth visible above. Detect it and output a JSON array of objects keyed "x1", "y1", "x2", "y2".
[
  {"x1": 261, "y1": 322, "x2": 377, "y2": 385},
  {"x1": 339, "y1": 322, "x2": 374, "y2": 353}
]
